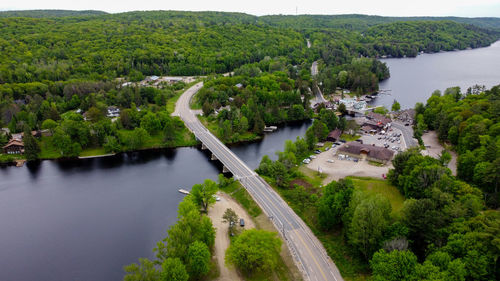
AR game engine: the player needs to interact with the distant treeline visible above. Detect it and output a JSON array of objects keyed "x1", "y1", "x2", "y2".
[{"x1": 0, "y1": 11, "x2": 498, "y2": 85}]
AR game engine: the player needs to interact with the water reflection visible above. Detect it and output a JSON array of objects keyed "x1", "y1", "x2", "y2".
[{"x1": 0, "y1": 121, "x2": 310, "y2": 281}]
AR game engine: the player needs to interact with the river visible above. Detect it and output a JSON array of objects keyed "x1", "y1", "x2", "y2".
[
  {"x1": 372, "y1": 40, "x2": 500, "y2": 109},
  {"x1": 2, "y1": 40, "x2": 499, "y2": 281},
  {"x1": 0, "y1": 121, "x2": 310, "y2": 281}
]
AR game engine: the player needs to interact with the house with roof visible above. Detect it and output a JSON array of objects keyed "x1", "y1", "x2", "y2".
[
  {"x1": 326, "y1": 129, "x2": 342, "y2": 142},
  {"x1": 107, "y1": 106, "x2": 120, "y2": 118},
  {"x1": 337, "y1": 142, "x2": 394, "y2": 164},
  {"x1": 3, "y1": 139, "x2": 24, "y2": 154}
]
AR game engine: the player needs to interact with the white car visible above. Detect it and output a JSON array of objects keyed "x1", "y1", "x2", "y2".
[
  {"x1": 327, "y1": 159, "x2": 334, "y2": 163},
  {"x1": 310, "y1": 155, "x2": 317, "y2": 159},
  {"x1": 302, "y1": 158, "x2": 311, "y2": 164}
]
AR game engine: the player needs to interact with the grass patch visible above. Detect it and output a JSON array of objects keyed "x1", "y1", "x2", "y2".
[
  {"x1": 166, "y1": 80, "x2": 200, "y2": 114},
  {"x1": 0, "y1": 153, "x2": 23, "y2": 163},
  {"x1": 340, "y1": 134, "x2": 360, "y2": 142},
  {"x1": 298, "y1": 165, "x2": 327, "y2": 187},
  {"x1": 368, "y1": 161, "x2": 384, "y2": 167},
  {"x1": 39, "y1": 137, "x2": 61, "y2": 159},
  {"x1": 347, "y1": 176, "x2": 405, "y2": 218},
  {"x1": 79, "y1": 147, "x2": 107, "y2": 157},
  {"x1": 220, "y1": 181, "x2": 262, "y2": 217}
]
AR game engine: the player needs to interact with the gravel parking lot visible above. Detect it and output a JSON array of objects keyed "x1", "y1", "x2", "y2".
[{"x1": 306, "y1": 144, "x2": 392, "y2": 182}]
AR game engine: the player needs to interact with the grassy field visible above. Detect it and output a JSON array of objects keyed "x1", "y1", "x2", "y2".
[
  {"x1": 340, "y1": 134, "x2": 361, "y2": 141},
  {"x1": 347, "y1": 176, "x2": 405, "y2": 218}
]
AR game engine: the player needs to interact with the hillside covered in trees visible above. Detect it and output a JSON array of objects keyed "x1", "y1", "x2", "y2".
[
  {"x1": 0, "y1": 9, "x2": 108, "y2": 18},
  {"x1": 0, "y1": 10, "x2": 499, "y2": 161}
]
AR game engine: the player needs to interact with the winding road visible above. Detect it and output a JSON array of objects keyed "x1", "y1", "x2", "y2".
[{"x1": 173, "y1": 82, "x2": 343, "y2": 281}]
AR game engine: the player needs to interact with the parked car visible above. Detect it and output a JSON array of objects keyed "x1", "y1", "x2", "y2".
[
  {"x1": 240, "y1": 218, "x2": 245, "y2": 227},
  {"x1": 310, "y1": 155, "x2": 317, "y2": 159},
  {"x1": 302, "y1": 158, "x2": 311, "y2": 164},
  {"x1": 327, "y1": 159, "x2": 334, "y2": 163},
  {"x1": 314, "y1": 150, "x2": 321, "y2": 154}
]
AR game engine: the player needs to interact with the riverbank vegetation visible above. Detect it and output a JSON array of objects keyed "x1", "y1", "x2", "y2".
[
  {"x1": 124, "y1": 192, "x2": 217, "y2": 281},
  {"x1": 0, "y1": 80, "x2": 198, "y2": 161}
]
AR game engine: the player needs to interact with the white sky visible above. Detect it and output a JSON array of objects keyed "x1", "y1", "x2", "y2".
[{"x1": 1, "y1": 0, "x2": 500, "y2": 17}]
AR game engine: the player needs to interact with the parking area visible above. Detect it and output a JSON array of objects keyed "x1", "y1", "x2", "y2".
[
  {"x1": 306, "y1": 143, "x2": 392, "y2": 182},
  {"x1": 358, "y1": 126, "x2": 407, "y2": 152}
]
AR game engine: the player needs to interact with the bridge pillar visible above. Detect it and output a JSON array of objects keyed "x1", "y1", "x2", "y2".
[
  {"x1": 211, "y1": 153, "x2": 218, "y2": 161},
  {"x1": 222, "y1": 166, "x2": 230, "y2": 173},
  {"x1": 201, "y1": 143, "x2": 207, "y2": 150}
]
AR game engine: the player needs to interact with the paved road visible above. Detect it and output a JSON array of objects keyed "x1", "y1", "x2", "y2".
[
  {"x1": 310, "y1": 61, "x2": 327, "y2": 106},
  {"x1": 173, "y1": 82, "x2": 344, "y2": 281},
  {"x1": 392, "y1": 121, "x2": 417, "y2": 148}
]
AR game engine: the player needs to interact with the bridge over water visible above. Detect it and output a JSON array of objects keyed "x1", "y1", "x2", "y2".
[{"x1": 173, "y1": 82, "x2": 343, "y2": 281}]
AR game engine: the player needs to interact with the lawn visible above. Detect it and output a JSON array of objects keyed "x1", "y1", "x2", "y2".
[
  {"x1": 79, "y1": 147, "x2": 108, "y2": 157},
  {"x1": 347, "y1": 176, "x2": 405, "y2": 218},
  {"x1": 340, "y1": 133, "x2": 361, "y2": 142}
]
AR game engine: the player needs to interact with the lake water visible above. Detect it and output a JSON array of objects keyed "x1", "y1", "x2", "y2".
[
  {"x1": 0, "y1": 121, "x2": 310, "y2": 281},
  {"x1": 373, "y1": 40, "x2": 500, "y2": 109}
]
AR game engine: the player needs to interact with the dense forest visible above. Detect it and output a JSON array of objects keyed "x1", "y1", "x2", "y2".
[
  {"x1": 0, "y1": 10, "x2": 498, "y2": 161},
  {"x1": 414, "y1": 85, "x2": 500, "y2": 207},
  {"x1": 261, "y1": 14, "x2": 500, "y2": 31},
  {"x1": 256, "y1": 83, "x2": 500, "y2": 279},
  {"x1": 0, "y1": 9, "x2": 107, "y2": 18}
]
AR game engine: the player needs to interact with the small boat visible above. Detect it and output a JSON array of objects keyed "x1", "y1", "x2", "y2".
[{"x1": 178, "y1": 189, "x2": 190, "y2": 195}]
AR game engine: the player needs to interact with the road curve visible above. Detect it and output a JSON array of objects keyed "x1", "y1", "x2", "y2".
[
  {"x1": 311, "y1": 61, "x2": 327, "y2": 105},
  {"x1": 173, "y1": 82, "x2": 344, "y2": 281}
]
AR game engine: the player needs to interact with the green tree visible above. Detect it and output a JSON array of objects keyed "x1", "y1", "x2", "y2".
[
  {"x1": 86, "y1": 106, "x2": 104, "y2": 122},
  {"x1": 226, "y1": 229, "x2": 282, "y2": 274},
  {"x1": 222, "y1": 208, "x2": 239, "y2": 232},
  {"x1": 348, "y1": 194, "x2": 392, "y2": 259},
  {"x1": 370, "y1": 250, "x2": 418, "y2": 281},
  {"x1": 391, "y1": 100, "x2": 401, "y2": 112},
  {"x1": 317, "y1": 179, "x2": 354, "y2": 230},
  {"x1": 103, "y1": 136, "x2": 120, "y2": 153},
  {"x1": 338, "y1": 103, "x2": 347, "y2": 115},
  {"x1": 41, "y1": 119, "x2": 57, "y2": 133},
  {"x1": 160, "y1": 258, "x2": 188, "y2": 281},
  {"x1": 126, "y1": 127, "x2": 149, "y2": 150},
  {"x1": 190, "y1": 179, "x2": 218, "y2": 213},
  {"x1": 439, "y1": 149, "x2": 452, "y2": 167},
  {"x1": 23, "y1": 127, "x2": 40, "y2": 161},
  {"x1": 186, "y1": 241, "x2": 211, "y2": 278},
  {"x1": 123, "y1": 258, "x2": 160, "y2": 281}
]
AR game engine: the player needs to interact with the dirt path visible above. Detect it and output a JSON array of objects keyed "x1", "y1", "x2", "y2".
[
  {"x1": 208, "y1": 192, "x2": 255, "y2": 281},
  {"x1": 422, "y1": 131, "x2": 457, "y2": 175}
]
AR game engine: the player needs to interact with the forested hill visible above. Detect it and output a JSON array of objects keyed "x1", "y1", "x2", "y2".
[
  {"x1": 0, "y1": 11, "x2": 498, "y2": 84},
  {"x1": 0, "y1": 9, "x2": 107, "y2": 18},
  {"x1": 261, "y1": 14, "x2": 500, "y2": 31}
]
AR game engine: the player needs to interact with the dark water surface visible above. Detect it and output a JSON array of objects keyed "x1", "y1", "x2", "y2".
[
  {"x1": 373, "y1": 40, "x2": 500, "y2": 109},
  {"x1": 0, "y1": 121, "x2": 310, "y2": 281}
]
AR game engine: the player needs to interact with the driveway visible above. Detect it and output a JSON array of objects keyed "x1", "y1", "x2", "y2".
[{"x1": 207, "y1": 192, "x2": 255, "y2": 281}]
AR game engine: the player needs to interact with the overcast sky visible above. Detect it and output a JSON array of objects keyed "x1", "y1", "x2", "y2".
[{"x1": 1, "y1": 0, "x2": 500, "y2": 17}]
